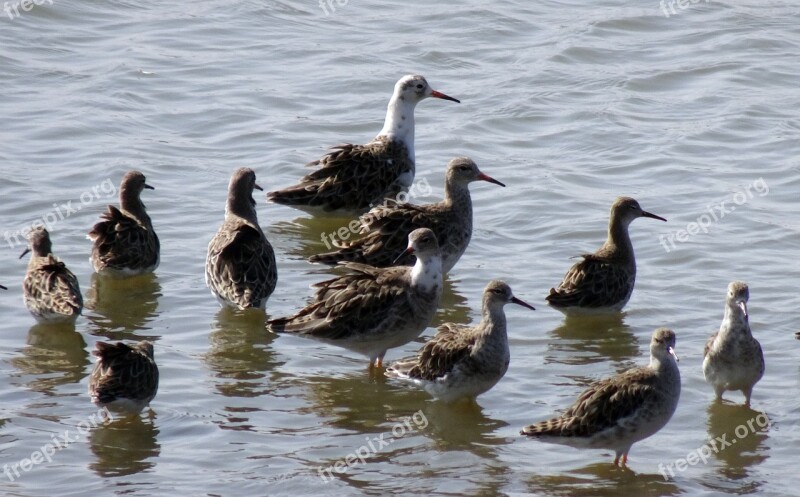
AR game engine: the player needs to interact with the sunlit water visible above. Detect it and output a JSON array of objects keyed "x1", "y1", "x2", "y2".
[{"x1": 1, "y1": 0, "x2": 799, "y2": 496}]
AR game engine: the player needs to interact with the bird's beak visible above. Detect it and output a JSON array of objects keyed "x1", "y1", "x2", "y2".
[
  {"x1": 254, "y1": 182, "x2": 264, "y2": 192},
  {"x1": 19, "y1": 248, "x2": 30, "y2": 259},
  {"x1": 0, "y1": 285, "x2": 7, "y2": 290},
  {"x1": 738, "y1": 301, "x2": 748, "y2": 319},
  {"x1": 477, "y1": 172, "x2": 505, "y2": 187},
  {"x1": 511, "y1": 296, "x2": 536, "y2": 311},
  {"x1": 668, "y1": 346, "x2": 679, "y2": 362},
  {"x1": 144, "y1": 183, "x2": 155, "y2": 190},
  {"x1": 641, "y1": 210, "x2": 667, "y2": 222},
  {"x1": 430, "y1": 90, "x2": 460, "y2": 103},
  {"x1": 393, "y1": 245, "x2": 414, "y2": 264}
]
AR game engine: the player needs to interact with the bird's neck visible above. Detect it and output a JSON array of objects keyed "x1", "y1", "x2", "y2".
[
  {"x1": 603, "y1": 217, "x2": 634, "y2": 261},
  {"x1": 226, "y1": 195, "x2": 259, "y2": 225},
  {"x1": 410, "y1": 253, "x2": 442, "y2": 295},
  {"x1": 120, "y1": 189, "x2": 150, "y2": 225},
  {"x1": 720, "y1": 305, "x2": 750, "y2": 337},
  {"x1": 480, "y1": 302, "x2": 508, "y2": 335},
  {"x1": 378, "y1": 95, "x2": 416, "y2": 159},
  {"x1": 443, "y1": 180, "x2": 472, "y2": 210}
]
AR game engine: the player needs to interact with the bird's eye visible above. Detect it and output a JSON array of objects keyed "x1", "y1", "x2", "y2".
[
  {"x1": 416, "y1": 84, "x2": 424, "y2": 89},
  {"x1": 459, "y1": 166, "x2": 469, "y2": 171}
]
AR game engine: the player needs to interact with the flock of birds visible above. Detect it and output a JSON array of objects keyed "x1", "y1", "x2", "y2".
[{"x1": 10, "y1": 75, "x2": 765, "y2": 467}]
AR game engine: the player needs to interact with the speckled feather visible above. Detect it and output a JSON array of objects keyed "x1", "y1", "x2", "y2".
[
  {"x1": 206, "y1": 168, "x2": 277, "y2": 310},
  {"x1": 89, "y1": 341, "x2": 159, "y2": 412},
  {"x1": 22, "y1": 228, "x2": 83, "y2": 323},
  {"x1": 309, "y1": 157, "x2": 502, "y2": 273},
  {"x1": 89, "y1": 171, "x2": 159, "y2": 275},
  {"x1": 268, "y1": 137, "x2": 412, "y2": 212}
]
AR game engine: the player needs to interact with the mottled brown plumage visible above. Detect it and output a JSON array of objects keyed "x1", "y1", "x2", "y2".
[
  {"x1": 267, "y1": 75, "x2": 459, "y2": 214},
  {"x1": 702, "y1": 281, "x2": 764, "y2": 405},
  {"x1": 269, "y1": 228, "x2": 442, "y2": 367},
  {"x1": 309, "y1": 157, "x2": 504, "y2": 272},
  {"x1": 546, "y1": 197, "x2": 666, "y2": 313},
  {"x1": 21, "y1": 227, "x2": 83, "y2": 323},
  {"x1": 89, "y1": 340, "x2": 159, "y2": 413},
  {"x1": 521, "y1": 328, "x2": 681, "y2": 466},
  {"x1": 206, "y1": 168, "x2": 277, "y2": 310},
  {"x1": 387, "y1": 280, "x2": 534, "y2": 402},
  {"x1": 89, "y1": 171, "x2": 160, "y2": 276}
]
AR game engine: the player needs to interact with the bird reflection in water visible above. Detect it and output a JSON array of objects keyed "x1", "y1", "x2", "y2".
[
  {"x1": 10, "y1": 323, "x2": 89, "y2": 395},
  {"x1": 89, "y1": 412, "x2": 160, "y2": 477},
  {"x1": 546, "y1": 313, "x2": 640, "y2": 367},
  {"x1": 705, "y1": 402, "x2": 769, "y2": 485},
  {"x1": 84, "y1": 272, "x2": 162, "y2": 340}
]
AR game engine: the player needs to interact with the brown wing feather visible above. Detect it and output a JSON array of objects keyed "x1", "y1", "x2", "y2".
[
  {"x1": 267, "y1": 138, "x2": 411, "y2": 212},
  {"x1": 89, "y1": 205, "x2": 159, "y2": 272},
  {"x1": 89, "y1": 342, "x2": 158, "y2": 405},
  {"x1": 546, "y1": 255, "x2": 632, "y2": 308},
  {"x1": 522, "y1": 367, "x2": 658, "y2": 438},
  {"x1": 268, "y1": 264, "x2": 408, "y2": 340},
  {"x1": 23, "y1": 257, "x2": 83, "y2": 317},
  {"x1": 206, "y1": 221, "x2": 277, "y2": 309},
  {"x1": 309, "y1": 200, "x2": 439, "y2": 266},
  {"x1": 390, "y1": 323, "x2": 475, "y2": 381}
]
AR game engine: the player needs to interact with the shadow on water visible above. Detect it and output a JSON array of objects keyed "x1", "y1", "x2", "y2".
[
  {"x1": 203, "y1": 307, "x2": 281, "y2": 399},
  {"x1": 89, "y1": 412, "x2": 160, "y2": 477},
  {"x1": 84, "y1": 272, "x2": 162, "y2": 340},
  {"x1": 701, "y1": 402, "x2": 769, "y2": 493},
  {"x1": 525, "y1": 462, "x2": 681, "y2": 496},
  {"x1": 545, "y1": 313, "x2": 641, "y2": 367},
  {"x1": 9, "y1": 323, "x2": 89, "y2": 395}
]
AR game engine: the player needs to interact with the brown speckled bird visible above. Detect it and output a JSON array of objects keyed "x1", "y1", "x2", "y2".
[
  {"x1": 89, "y1": 341, "x2": 159, "y2": 413},
  {"x1": 703, "y1": 281, "x2": 764, "y2": 406},
  {"x1": 546, "y1": 197, "x2": 666, "y2": 314},
  {"x1": 386, "y1": 280, "x2": 534, "y2": 402},
  {"x1": 205, "y1": 167, "x2": 277, "y2": 310},
  {"x1": 269, "y1": 228, "x2": 442, "y2": 368},
  {"x1": 88, "y1": 171, "x2": 160, "y2": 276},
  {"x1": 267, "y1": 75, "x2": 459, "y2": 214},
  {"x1": 21, "y1": 227, "x2": 83, "y2": 323},
  {"x1": 309, "y1": 157, "x2": 504, "y2": 273},
  {"x1": 521, "y1": 328, "x2": 681, "y2": 466}
]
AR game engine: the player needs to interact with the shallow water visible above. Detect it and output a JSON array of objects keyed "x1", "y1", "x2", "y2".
[{"x1": 1, "y1": 0, "x2": 799, "y2": 496}]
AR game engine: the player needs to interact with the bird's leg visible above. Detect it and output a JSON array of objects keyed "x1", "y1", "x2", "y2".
[{"x1": 621, "y1": 453, "x2": 628, "y2": 466}]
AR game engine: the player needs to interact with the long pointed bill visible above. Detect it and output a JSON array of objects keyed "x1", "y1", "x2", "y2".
[
  {"x1": 430, "y1": 90, "x2": 460, "y2": 103},
  {"x1": 738, "y1": 301, "x2": 748, "y2": 319},
  {"x1": 144, "y1": 183, "x2": 155, "y2": 190},
  {"x1": 668, "y1": 346, "x2": 679, "y2": 362},
  {"x1": 393, "y1": 246, "x2": 414, "y2": 265},
  {"x1": 642, "y1": 211, "x2": 667, "y2": 222},
  {"x1": 0, "y1": 285, "x2": 6, "y2": 290},
  {"x1": 511, "y1": 296, "x2": 536, "y2": 311},
  {"x1": 19, "y1": 248, "x2": 30, "y2": 259},
  {"x1": 253, "y1": 182, "x2": 264, "y2": 192},
  {"x1": 477, "y1": 172, "x2": 505, "y2": 187}
]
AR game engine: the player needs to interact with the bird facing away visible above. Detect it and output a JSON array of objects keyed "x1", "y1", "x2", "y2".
[
  {"x1": 266, "y1": 75, "x2": 460, "y2": 214},
  {"x1": 521, "y1": 328, "x2": 681, "y2": 466},
  {"x1": 702, "y1": 281, "x2": 764, "y2": 406},
  {"x1": 268, "y1": 228, "x2": 442, "y2": 368},
  {"x1": 21, "y1": 227, "x2": 83, "y2": 323},
  {"x1": 89, "y1": 340, "x2": 159, "y2": 414},
  {"x1": 546, "y1": 197, "x2": 666, "y2": 314},
  {"x1": 205, "y1": 168, "x2": 277, "y2": 310},
  {"x1": 88, "y1": 171, "x2": 160, "y2": 276},
  {"x1": 308, "y1": 157, "x2": 505, "y2": 273},
  {"x1": 386, "y1": 280, "x2": 535, "y2": 402}
]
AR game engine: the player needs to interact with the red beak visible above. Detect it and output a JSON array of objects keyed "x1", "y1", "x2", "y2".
[
  {"x1": 477, "y1": 172, "x2": 505, "y2": 187},
  {"x1": 430, "y1": 90, "x2": 460, "y2": 103}
]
